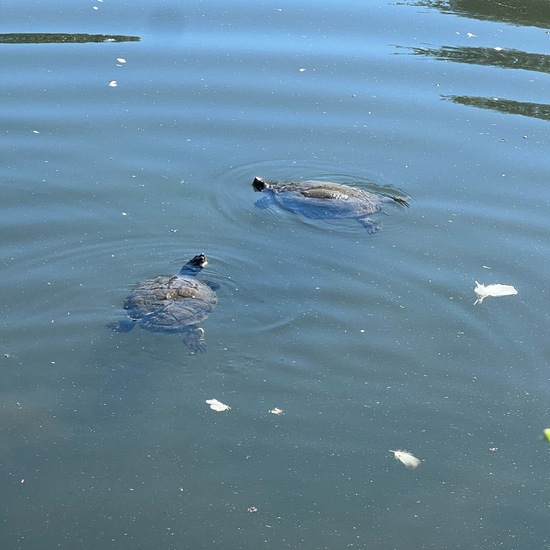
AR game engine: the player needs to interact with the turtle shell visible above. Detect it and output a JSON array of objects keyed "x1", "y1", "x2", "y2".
[
  {"x1": 125, "y1": 274, "x2": 218, "y2": 333},
  {"x1": 266, "y1": 181, "x2": 386, "y2": 219},
  {"x1": 252, "y1": 177, "x2": 408, "y2": 232}
]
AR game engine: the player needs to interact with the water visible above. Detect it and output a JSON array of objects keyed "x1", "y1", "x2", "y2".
[{"x1": 1, "y1": 1, "x2": 550, "y2": 548}]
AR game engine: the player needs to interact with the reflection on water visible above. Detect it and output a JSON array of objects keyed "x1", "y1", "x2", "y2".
[
  {"x1": 399, "y1": 44, "x2": 550, "y2": 120},
  {"x1": 407, "y1": 45, "x2": 550, "y2": 74},
  {"x1": 411, "y1": 0, "x2": 550, "y2": 29},
  {"x1": 444, "y1": 95, "x2": 550, "y2": 121},
  {"x1": 0, "y1": 33, "x2": 140, "y2": 44}
]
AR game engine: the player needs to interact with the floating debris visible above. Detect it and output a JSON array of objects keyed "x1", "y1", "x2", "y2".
[
  {"x1": 474, "y1": 281, "x2": 518, "y2": 305},
  {"x1": 206, "y1": 399, "x2": 230, "y2": 412},
  {"x1": 108, "y1": 80, "x2": 118, "y2": 87},
  {"x1": 247, "y1": 506, "x2": 258, "y2": 513},
  {"x1": 116, "y1": 57, "x2": 126, "y2": 64},
  {"x1": 390, "y1": 450, "x2": 421, "y2": 469},
  {"x1": 543, "y1": 428, "x2": 550, "y2": 442},
  {"x1": 269, "y1": 407, "x2": 284, "y2": 415}
]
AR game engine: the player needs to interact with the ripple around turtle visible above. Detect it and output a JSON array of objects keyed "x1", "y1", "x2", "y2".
[
  {"x1": 159, "y1": 160, "x2": 412, "y2": 342},
  {"x1": 211, "y1": 158, "x2": 414, "y2": 237}
]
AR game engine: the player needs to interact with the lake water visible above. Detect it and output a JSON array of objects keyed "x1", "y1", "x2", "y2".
[{"x1": 1, "y1": 1, "x2": 550, "y2": 548}]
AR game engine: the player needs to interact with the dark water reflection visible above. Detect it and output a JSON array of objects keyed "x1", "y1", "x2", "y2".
[
  {"x1": 396, "y1": 0, "x2": 550, "y2": 123},
  {"x1": 412, "y1": 0, "x2": 550, "y2": 28},
  {"x1": 400, "y1": 44, "x2": 550, "y2": 120},
  {"x1": 0, "y1": 33, "x2": 140, "y2": 44},
  {"x1": 406, "y1": 45, "x2": 550, "y2": 74},
  {"x1": 445, "y1": 95, "x2": 550, "y2": 121}
]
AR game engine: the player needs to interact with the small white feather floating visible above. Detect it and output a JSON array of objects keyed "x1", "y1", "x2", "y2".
[
  {"x1": 390, "y1": 450, "x2": 421, "y2": 469},
  {"x1": 474, "y1": 281, "x2": 518, "y2": 305},
  {"x1": 205, "y1": 399, "x2": 231, "y2": 412}
]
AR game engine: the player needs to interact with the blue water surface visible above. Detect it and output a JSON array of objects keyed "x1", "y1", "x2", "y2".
[{"x1": 1, "y1": 1, "x2": 549, "y2": 548}]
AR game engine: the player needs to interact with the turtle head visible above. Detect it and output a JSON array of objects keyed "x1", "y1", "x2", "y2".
[
  {"x1": 252, "y1": 177, "x2": 269, "y2": 192},
  {"x1": 180, "y1": 253, "x2": 207, "y2": 275}
]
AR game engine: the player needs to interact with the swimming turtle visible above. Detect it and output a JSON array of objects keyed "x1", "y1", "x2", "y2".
[
  {"x1": 252, "y1": 177, "x2": 409, "y2": 233},
  {"x1": 108, "y1": 253, "x2": 218, "y2": 353}
]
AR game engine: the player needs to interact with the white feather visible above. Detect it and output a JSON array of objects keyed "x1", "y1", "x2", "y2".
[
  {"x1": 474, "y1": 281, "x2": 517, "y2": 305},
  {"x1": 390, "y1": 449, "x2": 421, "y2": 469},
  {"x1": 206, "y1": 399, "x2": 231, "y2": 412}
]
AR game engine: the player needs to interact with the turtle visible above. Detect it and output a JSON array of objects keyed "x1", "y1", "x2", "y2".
[
  {"x1": 108, "y1": 253, "x2": 218, "y2": 353},
  {"x1": 252, "y1": 176, "x2": 409, "y2": 233}
]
